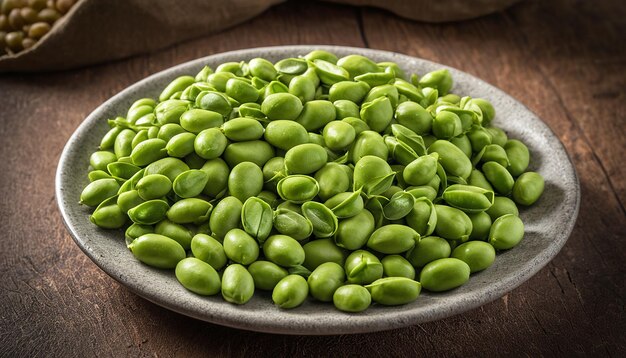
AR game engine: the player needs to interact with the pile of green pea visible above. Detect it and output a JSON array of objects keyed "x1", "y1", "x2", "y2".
[{"x1": 80, "y1": 50, "x2": 545, "y2": 312}]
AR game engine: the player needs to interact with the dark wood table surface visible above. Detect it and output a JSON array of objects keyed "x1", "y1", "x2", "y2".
[{"x1": 1, "y1": 0, "x2": 624, "y2": 356}]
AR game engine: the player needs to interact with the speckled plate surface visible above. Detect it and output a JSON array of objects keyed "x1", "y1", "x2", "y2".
[{"x1": 56, "y1": 46, "x2": 580, "y2": 335}]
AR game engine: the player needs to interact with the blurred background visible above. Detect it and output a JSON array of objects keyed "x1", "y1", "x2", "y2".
[{"x1": 0, "y1": 0, "x2": 624, "y2": 356}]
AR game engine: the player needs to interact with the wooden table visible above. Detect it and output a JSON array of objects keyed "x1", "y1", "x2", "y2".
[{"x1": 1, "y1": 0, "x2": 624, "y2": 355}]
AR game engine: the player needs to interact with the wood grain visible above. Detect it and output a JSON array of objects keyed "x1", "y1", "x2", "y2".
[{"x1": 0, "y1": 0, "x2": 624, "y2": 356}]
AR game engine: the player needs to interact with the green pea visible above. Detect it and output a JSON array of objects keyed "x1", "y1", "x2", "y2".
[
  {"x1": 329, "y1": 80, "x2": 370, "y2": 104},
  {"x1": 263, "y1": 235, "x2": 305, "y2": 267},
  {"x1": 367, "y1": 224, "x2": 419, "y2": 254},
  {"x1": 90, "y1": 200, "x2": 126, "y2": 229},
  {"x1": 442, "y1": 184, "x2": 494, "y2": 213},
  {"x1": 288, "y1": 75, "x2": 316, "y2": 103},
  {"x1": 167, "y1": 198, "x2": 213, "y2": 224},
  {"x1": 486, "y1": 196, "x2": 519, "y2": 221},
  {"x1": 248, "y1": 58, "x2": 277, "y2": 81},
  {"x1": 334, "y1": 99, "x2": 360, "y2": 120},
  {"x1": 128, "y1": 234, "x2": 186, "y2": 269},
  {"x1": 324, "y1": 191, "x2": 364, "y2": 219},
  {"x1": 385, "y1": 136, "x2": 419, "y2": 166},
  {"x1": 428, "y1": 140, "x2": 472, "y2": 180},
  {"x1": 472, "y1": 98, "x2": 496, "y2": 126},
  {"x1": 381, "y1": 255, "x2": 415, "y2": 279},
  {"x1": 221, "y1": 117, "x2": 263, "y2": 142},
  {"x1": 262, "y1": 156, "x2": 285, "y2": 191},
  {"x1": 474, "y1": 144, "x2": 509, "y2": 168},
  {"x1": 302, "y1": 238, "x2": 346, "y2": 271},
  {"x1": 482, "y1": 161, "x2": 515, "y2": 195},
  {"x1": 394, "y1": 101, "x2": 432, "y2": 135},
  {"x1": 304, "y1": 50, "x2": 338, "y2": 64},
  {"x1": 360, "y1": 96, "x2": 393, "y2": 133},
  {"x1": 312, "y1": 59, "x2": 350, "y2": 85},
  {"x1": 382, "y1": 191, "x2": 415, "y2": 220},
  {"x1": 179, "y1": 109, "x2": 223, "y2": 134},
  {"x1": 489, "y1": 214, "x2": 524, "y2": 250},
  {"x1": 295, "y1": 100, "x2": 337, "y2": 131},
  {"x1": 127, "y1": 199, "x2": 169, "y2": 225},
  {"x1": 175, "y1": 257, "x2": 221, "y2": 296},
  {"x1": 136, "y1": 174, "x2": 171, "y2": 200},
  {"x1": 420, "y1": 257, "x2": 470, "y2": 292},
  {"x1": 147, "y1": 126, "x2": 159, "y2": 139},
  {"x1": 248, "y1": 261, "x2": 288, "y2": 291},
  {"x1": 467, "y1": 211, "x2": 492, "y2": 240},
  {"x1": 350, "y1": 130, "x2": 389, "y2": 163},
  {"x1": 485, "y1": 126, "x2": 508, "y2": 147},
  {"x1": 284, "y1": 143, "x2": 328, "y2": 175},
  {"x1": 467, "y1": 168, "x2": 494, "y2": 191},
  {"x1": 419, "y1": 69, "x2": 453, "y2": 95},
  {"x1": 277, "y1": 175, "x2": 319, "y2": 203},
  {"x1": 197, "y1": 91, "x2": 232, "y2": 117},
  {"x1": 194, "y1": 66, "x2": 213, "y2": 82},
  {"x1": 90, "y1": 151, "x2": 117, "y2": 171},
  {"x1": 301, "y1": 201, "x2": 339, "y2": 238},
  {"x1": 221, "y1": 264, "x2": 255, "y2": 305},
  {"x1": 194, "y1": 128, "x2": 227, "y2": 160},
  {"x1": 125, "y1": 223, "x2": 153, "y2": 244},
  {"x1": 80, "y1": 178, "x2": 120, "y2": 207},
  {"x1": 336, "y1": 54, "x2": 379, "y2": 79},
  {"x1": 223, "y1": 140, "x2": 275, "y2": 167},
  {"x1": 264, "y1": 120, "x2": 309, "y2": 151},
  {"x1": 273, "y1": 208, "x2": 313, "y2": 241},
  {"x1": 504, "y1": 139, "x2": 530, "y2": 177},
  {"x1": 155, "y1": 219, "x2": 193, "y2": 249},
  {"x1": 160, "y1": 123, "x2": 194, "y2": 142},
  {"x1": 341, "y1": 117, "x2": 370, "y2": 136},
  {"x1": 333, "y1": 284, "x2": 371, "y2": 312},
  {"x1": 403, "y1": 154, "x2": 438, "y2": 186},
  {"x1": 159, "y1": 76, "x2": 195, "y2": 101},
  {"x1": 432, "y1": 111, "x2": 462, "y2": 139},
  {"x1": 216, "y1": 61, "x2": 246, "y2": 76},
  {"x1": 260, "y1": 92, "x2": 303, "y2": 121},
  {"x1": 405, "y1": 185, "x2": 438, "y2": 202},
  {"x1": 334, "y1": 209, "x2": 375, "y2": 250},
  {"x1": 155, "y1": 99, "x2": 189, "y2": 125},
  {"x1": 467, "y1": 126, "x2": 493, "y2": 152},
  {"x1": 393, "y1": 79, "x2": 424, "y2": 103},
  {"x1": 223, "y1": 228, "x2": 260, "y2": 265},
  {"x1": 272, "y1": 274, "x2": 309, "y2": 309},
  {"x1": 353, "y1": 155, "x2": 394, "y2": 196},
  {"x1": 307, "y1": 262, "x2": 345, "y2": 302},
  {"x1": 107, "y1": 162, "x2": 141, "y2": 181},
  {"x1": 452, "y1": 241, "x2": 496, "y2": 273},
  {"x1": 512, "y1": 172, "x2": 544, "y2": 206},
  {"x1": 238, "y1": 102, "x2": 265, "y2": 119},
  {"x1": 323, "y1": 121, "x2": 356, "y2": 151},
  {"x1": 225, "y1": 78, "x2": 259, "y2": 103},
  {"x1": 405, "y1": 197, "x2": 437, "y2": 236},
  {"x1": 172, "y1": 169, "x2": 209, "y2": 198},
  {"x1": 200, "y1": 158, "x2": 229, "y2": 198},
  {"x1": 315, "y1": 163, "x2": 351, "y2": 201},
  {"x1": 391, "y1": 124, "x2": 427, "y2": 156},
  {"x1": 130, "y1": 138, "x2": 167, "y2": 166},
  {"x1": 450, "y1": 134, "x2": 472, "y2": 160},
  {"x1": 190, "y1": 233, "x2": 227, "y2": 270},
  {"x1": 241, "y1": 197, "x2": 274, "y2": 243},
  {"x1": 100, "y1": 127, "x2": 123, "y2": 151},
  {"x1": 276, "y1": 201, "x2": 303, "y2": 214},
  {"x1": 366, "y1": 277, "x2": 421, "y2": 305},
  {"x1": 354, "y1": 71, "x2": 395, "y2": 87},
  {"x1": 228, "y1": 162, "x2": 263, "y2": 202},
  {"x1": 344, "y1": 250, "x2": 383, "y2": 285},
  {"x1": 113, "y1": 129, "x2": 135, "y2": 159},
  {"x1": 433, "y1": 205, "x2": 473, "y2": 243},
  {"x1": 208, "y1": 196, "x2": 243, "y2": 240}
]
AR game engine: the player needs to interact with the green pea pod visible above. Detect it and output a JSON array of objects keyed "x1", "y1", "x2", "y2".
[
  {"x1": 428, "y1": 140, "x2": 472, "y2": 180},
  {"x1": 127, "y1": 199, "x2": 170, "y2": 225},
  {"x1": 324, "y1": 190, "x2": 364, "y2": 219},
  {"x1": 128, "y1": 233, "x2": 186, "y2": 269},
  {"x1": 353, "y1": 155, "x2": 394, "y2": 197},
  {"x1": 312, "y1": 59, "x2": 350, "y2": 85},
  {"x1": 489, "y1": 214, "x2": 525, "y2": 250},
  {"x1": 80, "y1": 178, "x2": 120, "y2": 207},
  {"x1": 241, "y1": 197, "x2": 274, "y2": 244},
  {"x1": 405, "y1": 197, "x2": 437, "y2": 236},
  {"x1": 277, "y1": 175, "x2": 320, "y2": 204},
  {"x1": 263, "y1": 235, "x2": 305, "y2": 267},
  {"x1": 107, "y1": 162, "x2": 141, "y2": 181},
  {"x1": 190, "y1": 234, "x2": 227, "y2": 270},
  {"x1": 381, "y1": 255, "x2": 415, "y2": 279},
  {"x1": 308, "y1": 262, "x2": 346, "y2": 302},
  {"x1": 209, "y1": 196, "x2": 243, "y2": 241},
  {"x1": 181, "y1": 82, "x2": 214, "y2": 102},
  {"x1": 512, "y1": 172, "x2": 545, "y2": 206},
  {"x1": 434, "y1": 205, "x2": 473, "y2": 243},
  {"x1": 365, "y1": 277, "x2": 421, "y2": 306},
  {"x1": 442, "y1": 184, "x2": 495, "y2": 213},
  {"x1": 272, "y1": 275, "x2": 309, "y2": 309},
  {"x1": 349, "y1": 130, "x2": 389, "y2": 163},
  {"x1": 273, "y1": 208, "x2": 313, "y2": 241},
  {"x1": 360, "y1": 96, "x2": 393, "y2": 133},
  {"x1": 482, "y1": 161, "x2": 515, "y2": 195},
  {"x1": 504, "y1": 139, "x2": 530, "y2": 177},
  {"x1": 367, "y1": 224, "x2": 420, "y2": 254},
  {"x1": 420, "y1": 258, "x2": 470, "y2": 292},
  {"x1": 167, "y1": 198, "x2": 213, "y2": 224},
  {"x1": 194, "y1": 65, "x2": 213, "y2": 82},
  {"x1": 155, "y1": 219, "x2": 193, "y2": 250},
  {"x1": 382, "y1": 191, "x2": 415, "y2": 220},
  {"x1": 221, "y1": 264, "x2": 255, "y2": 305},
  {"x1": 344, "y1": 250, "x2": 383, "y2": 285},
  {"x1": 301, "y1": 201, "x2": 339, "y2": 238},
  {"x1": 248, "y1": 261, "x2": 289, "y2": 291}
]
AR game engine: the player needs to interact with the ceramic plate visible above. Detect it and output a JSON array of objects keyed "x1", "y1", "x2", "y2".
[{"x1": 56, "y1": 46, "x2": 580, "y2": 335}]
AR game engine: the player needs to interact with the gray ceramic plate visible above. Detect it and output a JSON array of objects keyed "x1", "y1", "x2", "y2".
[{"x1": 56, "y1": 46, "x2": 580, "y2": 335}]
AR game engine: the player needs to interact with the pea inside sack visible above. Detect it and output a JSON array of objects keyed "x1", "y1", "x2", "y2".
[{"x1": 81, "y1": 50, "x2": 544, "y2": 313}]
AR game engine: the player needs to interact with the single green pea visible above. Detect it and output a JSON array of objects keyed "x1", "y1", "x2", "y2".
[
  {"x1": 304, "y1": 50, "x2": 339, "y2": 64},
  {"x1": 225, "y1": 78, "x2": 259, "y2": 103},
  {"x1": 407, "y1": 234, "x2": 455, "y2": 269},
  {"x1": 485, "y1": 126, "x2": 508, "y2": 147},
  {"x1": 179, "y1": 109, "x2": 223, "y2": 134},
  {"x1": 172, "y1": 169, "x2": 209, "y2": 198},
  {"x1": 273, "y1": 208, "x2": 313, "y2": 241},
  {"x1": 324, "y1": 191, "x2": 364, "y2": 219},
  {"x1": 223, "y1": 228, "x2": 260, "y2": 265},
  {"x1": 159, "y1": 76, "x2": 195, "y2": 101},
  {"x1": 263, "y1": 120, "x2": 308, "y2": 151},
  {"x1": 419, "y1": 69, "x2": 453, "y2": 95},
  {"x1": 238, "y1": 102, "x2": 265, "y2": 119},
  {"x1": 467, "y1": 211, "x2": 492, "y2": 241},
  {"x1": 405, "y1": 197, "x2": 437, "y2": 236},
  {"x1": 482, "y1": 161, "x2": 515, "y2": 195},
  {"x1": 334, "y1": 99, "x2": 360, "y2": 120},
  {"x1": 295, "y1": 100, "x2": 337, "y2": 131},
  {"x1": 333, "y1": 284, "x2": 371, "y2": 312},
  {"x1": 261, "y1": 92, "x2": 303, "y2": 121},
  {"x1": 315, "y1": 163, "x2": 351, "y2": 201},
  {"x1": 130, "y1": 138, "x2": 167, "y2": 166},
  {"x1": 263, "y1": 235, "x2": 305, "y2": 267},
  {"x1": 80, "y1": 178, "x2": 120, "y2": 207},
  {"x1": 136, "y1": 174, "x2": 171, "y2": 200},
  {"x1": 367, "y1": 224, "x2": 420, "y2": 254},
  {"x1": 190, "y1": 233, "x2": 227, "y2": 270},
  {"x1": 382, "y1": 191, "x2": 415, "y2": 220},
  {"x1": 248, "y1": 261, "x2": 289, "y2": 291},
  {"x1": 489, "y1": 214, "x2": 525, "y2": 250},
  {"x1": 223, "y1": 140, "x2": 275, "y2": 168},
  {"x1": 353, "y1": 155, "x2": 394, "y2": 196},
  {"x1": 307, "y1": 262, "x2": 346, "y2": 302},
  {"x1": 428, "y1": 140, "x2": 473, "y2": 180},
  {"x1": 100, "y1": 127, "x2": 123, "y2": 151},
  {"x1": 228, "y1": 162, "x2": 263, "y2": 202},
  {"x1": 486, "y1": 196, "x2": 519, "y2": 221},
  {"x1": 272, "y1": 274, "x2": 309, "y2": 309},
  {"x1": 262, "y1": 156, "x2": 285, "y2": 191},
  {"x1": 194, "y1": 128, "x2": 227, "y2": 160},
  {"x1": 222, "y1": 117, "x2": 264, "y2": 142},
  {"x1": 467, "y1": 169, "x2": 494, "y2": 191},
  {"x1": 432, "y1": 111, "x2": 462, "y2": 139},
  {"x1": 366, "y1": 277, "x2": 421, "y2": 306},
  {"x1": 450, "y1": 134, "x2": 472, "y2": 160},
  {"x1": 90, "y1": 201, "x2": 126, "y2": 229},
  {"x1": 391, "y1": 124, "x2": 427, "y2": 156},
  {"x1": 350, "y1": 130, "x2": 389, "y2": 163},
  {"x1": 504, "y1": 139, "x2": 530, "y2": 177},
  {"x1": 442, "y1": 184, "x2": 495, "y2": 213},
  {"x1": 289, "y1": 75, "x2": 316, "y2": 103},
  {"x1": 467, "y1": 126, "x2": 493, "y2": 153},
  {"x1": 323, "y1": 121, "x2": 356, "y2": 151},
  {"x1": 420, "y1": 258, "x2": 470, "y2": 292},
  {"x1": 158, "y1": 123, "x2": 187, "y2": 142},
  {"x1": 113, "y1": 129, "x2": 136, "y2": 159},
  {"x1": 334, "y1": 209, "x2": 375, "y2": 250},
  {"x1": 405, "y1": 185, "x2": 438, "y2": 202},
  {"x1": 127, "y1": 199, "x2": 170, "y2": 225},
  {"x1": 472, "y1": 98, "x2": 496, "y2": 126},
  {"x1": 209, "y1": 196, "x2": 243, "y2": 241},
  {"x1": 302, "y1": 238, "x2": 346, "y2": 271},
  {"x1": 90, "y1": 151, "x2": 117, "y2": 171},
  {"x1": 329, "y1": 80, "x2": 370, "y2": 104},
  {"x1": 434, "y1": 205, "x2": 473, "y2": 242},
  {"x1": 248, "y1": 58, "x2": 277, "y2": 81},
  {"x1": 354, "y1": 71, "x2": 395, "y2": 87},
  {"x1": 385, "y1": 136, "x2": 419, "y2": 166},
  {"x1": 167, "y1": 198, "x2": 213, "y2": 224},
  {"x1": 200, "y1": 158, "x2": 229, "y2": 198},
  {"x1": 147, "y1": 126, "x2": 159, "y2": 139},
  {"x1": 512, "y1": 172, "x2": 544, "y2": 206},
  {"x1": 344, "y1": 250, "x2": 383, "y2": 285},
  {"x1": 301, "y1": 201, "x2": 339, "y2": 238},
  {"x1": 394, "y1": 101, "x2": 432, "y2": 135},
  {"x1": 474, "y1": 144, "x2": 509, "y2": 168},
  {"x1": 241, "y1": 197, "x2": 274, "y2": 243},
  {"x1": 125, "y1": 223, "x2": 153, "y2": 245},
  {"x1": 128, "y1": 233, "x2": 186, "y2": 269},
  {"x1": 312, "y1": 59, "x2": 350, "y2": 85},
  {"x1": 403, "y1": 154, "x2": 438, "y2": 186},
  {"x1": 284, "y1": 143, "x2": 328, "y2": 175},
  {"x1": 155, "y1": 218, "x2": 193, "y2": 249},
  {"x1": 197, "y1": 91, "x2": 232, "y2": 117},
  {"x1": 360, "y1": 96, "x2": 393, "y2": 133},
  {"x1": 277, "y1": 175, "x2": 319, "y2": 203},
  {"x1": 381, "y1": 255, "x2": 415, "y2": 279},
  {"x1": 393, "y1": 79, "x2": 424, "y2": 103},
  {"x1": 155, "y1": 99, "x2": 190, "y2": 125},
  {"x1": 175, "y1": 257, "x2": 221, "y2": 296},
  {"x1": 336, "y1": 54, "x2": 379, "y2": 79},
  {"x1": 341, "y1": 117, "x2": 370, "y2": 136},
  {"x1": 221, "y1": 264, "x2": 255, "y2": 305},
  {"x1": 452, "y1": 241, "x2": 496, "y2": 273}
]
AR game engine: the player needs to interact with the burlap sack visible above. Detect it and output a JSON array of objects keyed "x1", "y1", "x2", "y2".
[{"x1": 0, "y1": 0, "x2": 521, "y2": 72}]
